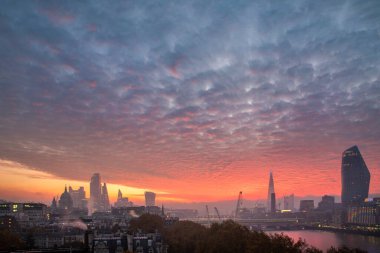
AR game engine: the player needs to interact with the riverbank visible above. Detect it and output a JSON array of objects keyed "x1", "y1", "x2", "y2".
[
  {"x1": 304, "y1": 225, "x2": 380, "y2": 237},
  {"x1": 266, "y1": 230, "x2": 380, "y2": 253}
]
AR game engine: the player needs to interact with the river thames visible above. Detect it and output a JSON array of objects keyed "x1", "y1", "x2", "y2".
[{"x1": 268, "y1": 230, "x2": 380, "y2": 253}]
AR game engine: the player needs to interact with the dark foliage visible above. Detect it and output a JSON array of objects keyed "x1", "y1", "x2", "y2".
[
  {"x1": 0, "y1": 230, "x2": 25, "y2": 251},
  {"x1": 90, "y1": 214, "x2": 369, "y2": 253},
  {"x1": 129, "y1": 213, "x2": 164, "y2": 233}
]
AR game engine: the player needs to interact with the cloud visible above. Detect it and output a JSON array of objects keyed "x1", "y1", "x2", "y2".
[{"x1": 0, "y1": 0, "x2": 379, "y2": 201}]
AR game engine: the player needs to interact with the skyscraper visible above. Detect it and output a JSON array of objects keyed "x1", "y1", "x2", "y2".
[
  {"x1": 341, "y1": 145, "x2": 370, "y2": 205},
  {"x1": 101, "y1": 183, "x2": 110, "y2": 211},
  {"x1": 145, "y1": 191, "x2": 156, "y2": 207},
  {"x1": 267, "y1": 172, "x2": 275, "y2": 212},
  {"x1": 90, "y1": 173, "x2": 101, "y2": 214}
]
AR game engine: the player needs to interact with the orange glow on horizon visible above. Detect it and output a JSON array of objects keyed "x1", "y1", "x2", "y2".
[{"x1": 1, "y1": 156, "x2": 379, "y2": 206}]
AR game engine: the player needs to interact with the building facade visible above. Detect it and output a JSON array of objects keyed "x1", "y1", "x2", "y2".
[
  {"x1": 0, "y1": 202, "x2": 48, "y2": 226},
  {"x1": 318, "y1": 195, "x2": 335, "y2": 212},
  {"x1": 144, "y1": 192, "x2": 156, "y2": 207},
  {"x1": 267, "y1": 172, "x2": 275, "y2": 212},
  {"x1": 283, "y1": 194, "x2": 295, "y2": 212},
  {"x1": 341, "y1": 145, "x2": 370, "y2": 205},
  {"x1": 300, "y1": 200, "x2": 314, "y2": 212},
  {"x1": 347, "y1": 200, "x2": 380, "y2": 226},
  {"x1": 90, "y1": 173, "x2": 102, "y2": 214},
  {"x1": 69, "y1": 186, "x2": 87, "y2": 210}
]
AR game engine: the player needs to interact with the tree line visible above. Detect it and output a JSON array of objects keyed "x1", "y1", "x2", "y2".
[{"x1": 130, "y1": 214, "x2": 368, "y2": 253}]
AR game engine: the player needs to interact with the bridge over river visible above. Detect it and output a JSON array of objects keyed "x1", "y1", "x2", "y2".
[{"x1": 182, "y1": 217, "x2": 305, "y2": 230}]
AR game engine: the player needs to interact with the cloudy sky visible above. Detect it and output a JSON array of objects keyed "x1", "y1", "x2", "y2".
[{"x1": 0, "y1": 0, "x2": 379, "y2": 205}]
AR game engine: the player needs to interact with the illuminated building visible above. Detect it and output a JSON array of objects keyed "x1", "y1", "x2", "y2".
[
  {"x1": 347, "y1": 200, "x2": 380, "y2": 226},
  {"x1": 0, "y1": 215, "x2": 19, "y2": 231},
  {"x1": 0, "y1": 202, "x2": 48, "y2": 226},
  {"x1": 341, "y1": 145, "x2": 370, "y2": 205},
  {"x1": 270, "y1": 193, "x2": 276, "y2": 213},
  {"x1": 267, "y1": 172, "x2": 275, "y2": 212},
  {"x1": 145, "y1": 192, "x2": 156, "y2": 207}
]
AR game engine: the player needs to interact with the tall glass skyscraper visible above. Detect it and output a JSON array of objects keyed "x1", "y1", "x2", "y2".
[
  {"x1": 267, "y1": 172, "x2": 275, "y2": 212},
  {"x1": 145, "y1": 191, "x2": 156, "y2": 207},
  {"x1": 341, "y1": 145, "x2": 370, "y2": 205},
  {"x1": 90, "y1": 173, "x2": 101, "y2": 214}
]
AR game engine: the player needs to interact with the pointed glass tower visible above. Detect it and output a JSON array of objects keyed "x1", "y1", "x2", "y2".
[
  {"x1": 101, "y1": 183, "x2": 110, "y2": 211},
  {"x1": 341, "y1": 145, "x2": 370, "y2": 205},
  {"x1": 267, "y1": 172, "x2": 275, "y2": 212}
]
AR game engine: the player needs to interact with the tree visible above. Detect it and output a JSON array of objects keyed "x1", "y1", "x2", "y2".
[
  {"x1": 164, "y1": 220, "x2": 206, "y2": 253},
  {"x1": 129, "y1": 214, "x2": 164, "y2": 233},
  {"x1": 0, "y1": 230, "x2": 25, "y2": 251}
]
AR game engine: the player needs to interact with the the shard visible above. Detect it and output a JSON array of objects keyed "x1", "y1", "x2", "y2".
[
  {"x1": 341, "y1": 145, "x2": 370, "y2": 205},
  {"x1": 267, "y1": 172, "x2": 275, "y2": 212}
]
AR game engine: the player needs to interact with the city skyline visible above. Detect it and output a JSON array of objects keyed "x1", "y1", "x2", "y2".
[
  {"x1": 1, "y1": 1, "x2": 380, "y2": 205},
  {"x1": 0, "y1": 144, "x2": 378, "y2": 209}
]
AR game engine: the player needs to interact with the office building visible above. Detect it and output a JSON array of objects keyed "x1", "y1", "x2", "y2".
[
  {"x1": 283, "y1": 194, "x2": 295, "y2": 211},
  {"x1": 0, "y1": 202, "x2": 48, "y2": 226},
  {"x1": 267, "y1": 172, "x2": 275, "y2": 212},
  {"x1": 115, "y1": 189, "x2": 133, "y2": 208},
  {"x1": 300, "y1": 200, "x2": 314, "y2": 212},
  {"x1": 318, "y1": 195, "x2": 335, "y2": 212},
  {"x1": 90, "y1": 173, "x2": 102, "y2": 214},
  {"x1": 347, "y1": 200, "x2": 380, "y2": 226},
  {"x1": 341, "y1": 145, "x2": 370, "y2": 205},
  {"x1": 145, "y1": 192, "x2": 156, "y2": 207},
  {"x1": 101, "y1": 183, "x2": 110, "y2": 211}
]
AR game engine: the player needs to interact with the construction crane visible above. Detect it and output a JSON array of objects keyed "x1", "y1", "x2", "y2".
[
  {"x1": 205, "y1": 205, "x2": 211, "y2": 225},
  {"x1": 214, "y1": 207, "x2": 221, "y2": 221},
  {"x1": 235, "y1": 191, "x2": 243, "y2": 219}
]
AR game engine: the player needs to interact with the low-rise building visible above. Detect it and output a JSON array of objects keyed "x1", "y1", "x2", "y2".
[{"x1": 347, "y1": 200, "x2": 380, "y2": 226}]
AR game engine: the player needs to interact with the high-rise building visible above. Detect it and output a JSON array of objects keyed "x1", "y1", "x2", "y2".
[
  {"x1": 341, "y1": 145, "x2": 370, "y2": 205},
  {"x1": 69, "y1": 186, "x2": 86, "y2": 210},
  {"x1": 90, "y1": 173, "x2": 101, "y2": 214},
  {"x1": 318, "y1": 195, "x2": 335, "y2": 212},
  {"x1": 300, "y1": 200, "x2": 314, "y2": 212},
  {"x1": 101, "y1": 183, "x2": 110, "y2": 211},
  {"x1": 145, "y1": 191, "x2": 156, "y2": 207},
  {"x1": 283, "y1": 194, "x2": 295, "y2": 211},
  {"x1": 270, "y1": 193, "x2": 276, "y2": 213},
  {"x1": 267, "y1": 172, "x2": 275, "y2": 212}
]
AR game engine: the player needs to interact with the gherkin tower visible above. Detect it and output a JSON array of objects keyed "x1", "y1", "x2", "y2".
[{"x1": 341, "y1": 145, "x2": 370, "y2": 205}]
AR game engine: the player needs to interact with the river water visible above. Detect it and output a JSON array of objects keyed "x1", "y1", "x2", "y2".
[{"x1": 267, "y1": 230, "x2": 380, "y2": 253}]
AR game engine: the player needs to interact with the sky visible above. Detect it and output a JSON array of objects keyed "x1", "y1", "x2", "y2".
[{"x1": 0, "y1": 0, "x2": 380, "y2": 207}]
